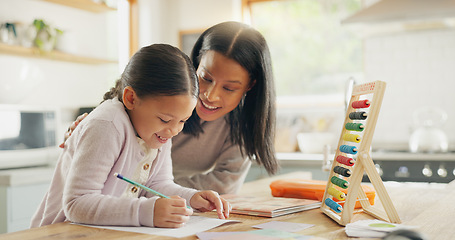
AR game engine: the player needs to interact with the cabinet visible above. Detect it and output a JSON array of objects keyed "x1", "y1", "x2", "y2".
[
  {"x1": 0, "y1": 0, "x2": 117, "y2": 64},
  {"x1": 0, "y1": 167, "x2": 54, "y2": 233}
]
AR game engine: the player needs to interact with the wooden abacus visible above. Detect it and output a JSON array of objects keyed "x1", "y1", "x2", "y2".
[{"x1": 320, "y1": 80, "x2": 401, "y2": 226}]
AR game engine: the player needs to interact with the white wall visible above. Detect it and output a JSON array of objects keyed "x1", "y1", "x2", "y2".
[
  {"x1": 137, "y1": 0, "x2": 242, "y2": 48},
  {"x1": 365, "y1": 28, "x2": 455, "y2": 150},
  {"x1": 0, "y1": 0, "x2": 119, "y2": 107},
  {"x1": 137, "y1": 0, "x2": 177, "y2": 47},
  {"x1": 0, "y1": 0, "x2": 120, "y2": 134}
]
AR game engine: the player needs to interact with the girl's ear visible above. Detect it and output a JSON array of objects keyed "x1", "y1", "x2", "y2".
[{"x1": 123, "y1": 86, "x2": 136, "y2": 110}]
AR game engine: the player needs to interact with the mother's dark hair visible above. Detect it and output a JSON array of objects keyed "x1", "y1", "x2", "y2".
[
  {"x1": 184, "y1": 21, "x2": 278, "y2": 175},
  {"x1": 103, "y1": 44, "x2": 198, "y2": 102}
]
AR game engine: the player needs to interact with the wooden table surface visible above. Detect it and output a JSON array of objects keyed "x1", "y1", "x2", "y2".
[{"x1": 1, "y1": 171, "x2": 454, "y2": 240}]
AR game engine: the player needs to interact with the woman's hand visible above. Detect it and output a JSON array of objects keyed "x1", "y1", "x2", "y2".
[
  {"x1": 151, "y1": 196, "x2": 193, "y2": 228},
  {"x1": 190, "y1": 190, "x2": 231, "y2": 219},
  {"x1": 59, "y1": 112, "x2": 88, "y2": 148}
]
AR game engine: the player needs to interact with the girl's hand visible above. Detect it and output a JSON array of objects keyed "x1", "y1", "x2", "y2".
[
  {"x1": 59, "y1": 113, "x2": 88, "y2": 148},
  {"x1": 190, "y1": 190, "x2": 231, "y2": 219},
  {"x1": 152, "y1": 196, "x2": 193, "y2": 228}
]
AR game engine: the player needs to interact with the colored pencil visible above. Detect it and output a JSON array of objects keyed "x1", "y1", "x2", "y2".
[{"x1": 114, "y1": 173, "x2": 191, "y2": 209}]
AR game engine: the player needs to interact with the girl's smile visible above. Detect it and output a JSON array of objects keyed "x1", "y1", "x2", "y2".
[
  {"x1": 124, "y1": 87, "x2": 197, "y2": 149},
  {"x1": 155, "y1": 133, "x2": 169, "y2": 144}
]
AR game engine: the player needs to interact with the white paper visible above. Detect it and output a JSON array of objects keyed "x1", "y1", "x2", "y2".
[
  {"x1": 252, "y1": 221, "x2": 314, "y2": 232},
  {"x1": 345, "y1": 220, "x2": 416, "y2": 238},
  {"x1": 196, "y1": 232, "x2": 240, "y2": 240},
  {"x1": 75, "y1": 215, "x2": 240, "y2": 238}
]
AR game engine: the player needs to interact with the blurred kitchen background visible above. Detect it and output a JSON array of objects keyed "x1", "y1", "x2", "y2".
[{"x1": 1, "y1": 0, "x2": 455, "y2": 233}]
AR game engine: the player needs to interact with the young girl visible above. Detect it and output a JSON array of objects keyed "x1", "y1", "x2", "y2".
[{"x1": 31, "y1": 44, "x2": 230, "y2": 229}]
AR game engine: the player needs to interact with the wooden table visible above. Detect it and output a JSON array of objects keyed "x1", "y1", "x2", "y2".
[{"x1": 1, "y1": 171, "x2": 454, "y2": 240}]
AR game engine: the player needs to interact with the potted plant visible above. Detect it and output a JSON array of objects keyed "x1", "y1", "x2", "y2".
[{"x1": 33, "y1": 19, "x2": 63, "y2": 52}]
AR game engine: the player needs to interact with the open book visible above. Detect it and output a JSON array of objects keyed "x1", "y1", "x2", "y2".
[{"x1": 222, "y1": 194, "x2": 321, "y2": 218}]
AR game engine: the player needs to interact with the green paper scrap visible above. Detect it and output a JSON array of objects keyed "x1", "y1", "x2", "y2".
[{"x1": 369, "y1": 223, "x2": 396, "y2": 228}]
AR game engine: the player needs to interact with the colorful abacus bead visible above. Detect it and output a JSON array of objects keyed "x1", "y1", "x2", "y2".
[
  {"x1": 340, "y1": 145, "x2": 357, "y2": 154},
  {"x1": 336, "y1": 155, "x2": 355, "y2": 166},
  {"x1": 343, "y1": 133, "x2": 361, "y2": 143},
  {"x1": 331, "y1": 176, "x2": 349, "y2": 189},
  {"x1": 345, "y1": 122, "x2": 364, "y2": 131},
  {"x1": 349, "y1": 112, "x2": 368, "y2": 120},
  {"x1": 328, "y1": 186, "x2": 346, "y2": 200},
  {"x1": 325, "y1": 198, "x2": 342, "y2": 213},
  {"x1": 334, "y1": 166, "x2": 352, "y2": 177},
  {"x1": 352, "y1": 100, "x2": 370, "y2": 108}
]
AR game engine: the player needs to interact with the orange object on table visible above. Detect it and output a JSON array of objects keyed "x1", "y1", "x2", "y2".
[{"x1": 270, "y1": 179, "x2": 375, "y2": 208}]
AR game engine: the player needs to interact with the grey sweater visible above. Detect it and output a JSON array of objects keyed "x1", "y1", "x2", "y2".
[{"x1": 171, "y1": 117, "x2": 251, "y2": 194}]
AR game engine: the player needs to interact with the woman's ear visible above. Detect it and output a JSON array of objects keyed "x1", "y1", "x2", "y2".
[
  {"x1": 123, "y1": 86, "x2": 136, "y2": 110},
  {"x1": 247, "y1": 80, "x2": 257, "y2": 91}
]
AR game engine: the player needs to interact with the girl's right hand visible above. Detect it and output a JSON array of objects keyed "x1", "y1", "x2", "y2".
[
  {"x1": 59, "y1": 112, "x2": 88, "y2": 148},
  {"x1": 142, "y1": 196, "x2": 193, "y2": 228}
]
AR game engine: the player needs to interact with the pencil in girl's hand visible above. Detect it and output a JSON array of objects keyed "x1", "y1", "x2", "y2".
[
  {"x1": 114, "y1": 172, "x2": 169, "y2": 198},
  {"x1": 114, "y1": 173, "x2": 192, "y2": 209}
]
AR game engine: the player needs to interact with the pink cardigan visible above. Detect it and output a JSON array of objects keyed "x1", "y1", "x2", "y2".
[{"x1": 31, "y1": 98, "x2": 198, "y2": 228}]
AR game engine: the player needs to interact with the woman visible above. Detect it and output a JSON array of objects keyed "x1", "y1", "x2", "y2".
[
  {"x1": 64, "y1": 21, "x2": 278, "y2": 194},
  {"x1": 172, "y1": 21, "x2": 278, "y2": 194}
]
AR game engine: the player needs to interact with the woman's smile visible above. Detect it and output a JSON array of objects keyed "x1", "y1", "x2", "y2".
[{"x1": 199, "y1": 98, "x2": 221, "y2": 113}]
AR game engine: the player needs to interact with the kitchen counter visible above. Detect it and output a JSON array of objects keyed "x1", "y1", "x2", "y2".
[
  {"x1": 276, "y1": 151, "x2": 455, "y2": 183},
  {"x1": 277, "y1": 151, "x2": 455, "y2": 162},
  {"x1": 0, "y1": 167, "x2": 55, "y2": 187},
  {"x1": 1, "y1": 171, "x2": 455, "y2": 239}
]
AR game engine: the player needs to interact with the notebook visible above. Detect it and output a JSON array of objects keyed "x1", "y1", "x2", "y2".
[{"x1": 222, "y1": 194, "x2": 321, "y2": 218}]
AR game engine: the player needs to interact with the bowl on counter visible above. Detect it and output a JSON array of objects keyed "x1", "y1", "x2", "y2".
[{"x1": 297, "y1": 132, "x2": 336, "y2": 154}]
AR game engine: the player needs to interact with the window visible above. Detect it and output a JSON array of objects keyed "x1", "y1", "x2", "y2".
[
  {"x1": 245, "y1": 0, "x2": 364, "y2": 153},
  {"x1": 246, "y1": 0, "x2": 363, "y2": 106}
]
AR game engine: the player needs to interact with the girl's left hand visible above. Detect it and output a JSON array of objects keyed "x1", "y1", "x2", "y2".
[{"x1": 190, "y1": 190, "x2": 231, "y2": 219}]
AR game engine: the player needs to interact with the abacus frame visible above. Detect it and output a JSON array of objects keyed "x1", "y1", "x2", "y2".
[{"x1": 320, "y1": 80, "x2": 401, "y2": 226}]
